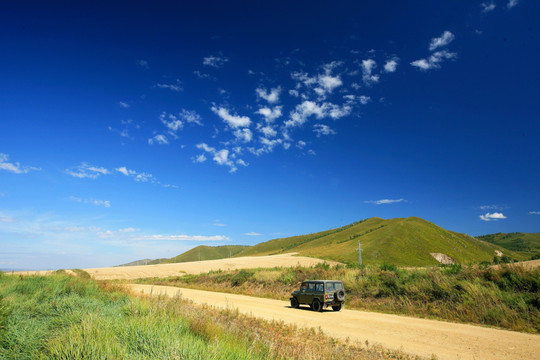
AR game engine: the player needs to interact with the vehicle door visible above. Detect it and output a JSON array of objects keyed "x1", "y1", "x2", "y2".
[
  {"x1": 315, "y1": 282, "x2": 324, "y2": 302},
  {"x1": 298, "y1": 282, "x2": 309, "y2": 304}
]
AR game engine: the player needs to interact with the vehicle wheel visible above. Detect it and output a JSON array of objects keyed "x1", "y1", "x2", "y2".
[
  {"x1": 332, "y1": 304, "x2": 342, "y2": 311},
  {"x1": 335, "y1": 290, "x2": 345, "y2": 302},
  {"x1": 312, "y1": 299, "x2": 323, "y2": 312},
  {"x1": 291, "y1": 297, "x2": 299, "y2": 309}
]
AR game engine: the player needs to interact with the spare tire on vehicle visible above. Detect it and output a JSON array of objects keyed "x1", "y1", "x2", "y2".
[{"x1": 335, "y1": 290, "x2": 345, "y2": 302}]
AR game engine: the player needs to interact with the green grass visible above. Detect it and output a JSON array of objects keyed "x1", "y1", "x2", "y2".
[
  {"x1": 477, "y1": 232, "x2": 540, "y2": 252},
  {"x1": 235, "y1": 217, "x2": 526, "y2": 266},
  {"x1": 137, "y1": 262, "x2": 540, "y2": 333},
  {"x1": 0, "y1": 272, "x2": 414, "y2": 359}
]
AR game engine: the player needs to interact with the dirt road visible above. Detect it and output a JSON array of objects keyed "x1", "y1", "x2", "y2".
[
  {"x1": 128, "y1": 284, "x2": 540, "y2": 360},
  {"x1": 14, "y1": 254, "x2": 338, "y2": 280}
]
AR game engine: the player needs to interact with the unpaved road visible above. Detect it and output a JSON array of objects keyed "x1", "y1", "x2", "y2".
[
  {"x1": 14, "y1": 254, "x2": 339, "y2": 280},
  {"x1": 129, "y1": 284, "x2": 540, "y2": 360}
]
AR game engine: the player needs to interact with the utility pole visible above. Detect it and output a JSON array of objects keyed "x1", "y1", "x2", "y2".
[{"x1": 358, "y1": 240, "x2": 362, "y2": 265}]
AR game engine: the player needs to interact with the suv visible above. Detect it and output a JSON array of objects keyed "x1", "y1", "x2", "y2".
[{"x1": 290, "y1": 280, "x2": 345, "y2": 312}]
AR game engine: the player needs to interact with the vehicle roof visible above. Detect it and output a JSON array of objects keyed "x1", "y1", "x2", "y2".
[{"x1": 303, "y1": 280, "x2": 342, "y2": 283}]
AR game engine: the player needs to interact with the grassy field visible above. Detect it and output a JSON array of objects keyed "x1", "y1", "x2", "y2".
[
  {"x1": 477, "y1": 232, "x2": 540, "y2": 253},
  {"x1": 136, "y1": 262, "x2": 540, "y2": 333},
  {"x1": 0, "y1": 271, "x2": 416, "y2": 360}
]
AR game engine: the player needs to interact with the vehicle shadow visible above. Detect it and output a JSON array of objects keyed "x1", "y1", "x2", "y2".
[{"x1": 287, "y1": 305, "x2": 333, "y2": 312}]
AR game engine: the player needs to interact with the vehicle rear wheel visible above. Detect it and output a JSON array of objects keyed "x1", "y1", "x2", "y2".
[
  {"x1": 291, "y1": 297, "x2": 299, "y2": 308},
  {"x1": 332, "y1": 304, "x2": 342, "y2": 311},
  {"x1": 312, "y1": 299, "x2": 323, "y2": 312}
]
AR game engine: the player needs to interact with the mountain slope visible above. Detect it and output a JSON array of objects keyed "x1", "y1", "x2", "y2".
[
  {"x1": 476, "y1": 232, "x2": 540, "y2": 252},
  {"x1": 235, "y1": 217, "x2": 519, "y2": 266},
  {"x1": 151, "y1": 245, "x2": 250, "y2": 264}
]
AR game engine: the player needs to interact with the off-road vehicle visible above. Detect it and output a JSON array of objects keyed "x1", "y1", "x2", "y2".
[{"x1": 290, "y1": 280, "x2": 345, "y2": 312}]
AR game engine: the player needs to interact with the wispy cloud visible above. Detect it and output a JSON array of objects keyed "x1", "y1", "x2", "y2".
[
  {"x1": 156, "y1": 79, "x2": 183, "y2": 92},
  {"x1": 429, "y1": 31, "x2": 455, "y2": 51},
  {"x1": 69, "y1": 196, "x2": 111, "y2": 208},
  {"x1": 480, "y1": 212, "x2": 507, "y2": 221},
  {"x1": 196, "y1": 143, "x2": 246, "y2": 173},
  {"x1": 66, "y1": 163, "x2": 109, "y2": 179},
  {"x1": 244, "y1": 232, "x2": 262, "y2": 236},
  {"x1": 529, "y1": 211, "x2": 540, "y2": 215},
  {"x1": 133, "y1": 234, "x2": 230, "y2": 241},
  {"x1": 481, "y1": 2, "x2": 496, "y2": 13},
  {"x1": 0, "y1": 153, "x2": 40, "y2": 174},
  {"x1": 136, "y1": 59, "x2": 149, "y2": 69},
  {"x1": 115, "y1": 166, "x2": 156, "y2": 183},
  {"x1": 411, "y1": 50, "x2": 457, "y2": 71},
  {"x1": 361, "y1": 59, "x2": 379, "y2": 85},
  {"x1": 148, "y1": 134, "x2": 169, "y2": 145},
  {"x1": 480, "y1": 205, "x2": 504, "y2": 210},
  {"x1": 203, "y1": 55, "x2": 229, "y2": 68},
  {"x1": 507, "y1": 0, "x2": 519, "y2": 9},
  {"x1": 0, "y1": 216, "x2": 18, "y2": 223},
  {"x1": 119, "y1": 101, "x2": 130, "y2": 108},
  {"x1": 364, "y1": 198, "x2": 407, "y2": 205},
  {"x1": 313, "y1": 124, "x2": 336, "y2": 137}
]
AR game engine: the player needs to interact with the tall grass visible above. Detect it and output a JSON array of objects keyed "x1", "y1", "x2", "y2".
[
  {"x1": 0, "y1": 273, "x2": 414, "y2": 359},
  {"x1": 137, "y1": 263, "x2": 540, "y2": 333}
]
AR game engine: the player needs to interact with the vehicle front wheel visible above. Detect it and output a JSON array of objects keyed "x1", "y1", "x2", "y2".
[
  {"x1": 312, "y1": 299, "x2": 323, "y2": 312},
  {"x1": 332, "y1": 304, "x2": 342, "y2": 311},
  {"x1": 291, "y1": 297, "x2": 299, "y2": 308}
]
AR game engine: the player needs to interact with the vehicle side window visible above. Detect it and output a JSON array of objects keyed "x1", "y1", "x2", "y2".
[
  {"x1": 308, "y1": 282, "x2": 316, "y2": 290},
  {"x1": 326, "y1": 283, "x2": 335, "y2": 292},
  {"x1": 333, "y1": 282, "x2": 343, "y2": 291},
  {"x1": 301, "y1": 283, "x2": 308, "y2": 290},
  {"x1": 315, "y1": 283, "x2": 324, "y2": 292}
]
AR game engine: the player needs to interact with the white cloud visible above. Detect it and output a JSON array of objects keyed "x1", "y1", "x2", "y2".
[
  {"x1": 507, "y1": 0, "x2": 519, "y2": 9},
  {"x1": 69, "y1": 196, "x2": 111, "y2": 208},
  {"x1": 317, "y1": 74, "x2": 342, "y2": 94},
  {"x1": 193, "y1": 154, "x2": 207, "y2": 163},
  {"x1": 256, "y1": 86, "x2": 282, "y2": 104},
  {"x1": 0, "y1": 216, "x2": 17, "y2": 223},
  {"x1": 66, "y1": 163, "x2": 109, "y2": 179},
  {"x1": 193, "y1": 70, "x2": 212, "y2": 79},
  {"x1": 297, "y1": 140, "x2": 306, "y2": 149},
  {"x1": 364, "y1": 198, "x2": 407, "y2": 205},
  {"x1": 481, "y1": 2, "x2": 496, "y2": 12},
  {"x1": 480, "y1": 205, "x2": 504, "y2": 210},
  {"x1": 384, "y1": 59, "x2": 398, "y2": 73},
  {"x1": 313, "y1": 124, "x2": 336, "y2": 137},
  {"x1": 429, "y1": 31, "x2": 455, "y2": 51},
  {"x1": 135, "y1": 234, "x2": 230, "y2": 241},
  {"x1": 0, "y1": 153, "x2": 40, "y2": 174},
  {"x1": 115, "y1": 167, "x2": 156, "y2": 183},
  {"x1": 256, "y1": 106, "x2": 282, "y2": 123},
  {"x1": 156, "y1": 79, "x2": 183, "y2": 92},
  {"x1": 285, "y1": 101, "x2": 328, "y2": 127},
  {"x1": 359, "y1": 96, "x2": 371, "y2": 105},
  {"x1": 203, "y1": 55, "x2": 229, "y2": 68},
  {"x1": 179, "y1": 109, "x2": 203, "y2": 125},
  {"x1": 258, "y1": 124, "x2": 277, "y2": 138},
  {"x1": 136, "y1": 59, "x2": 149, "y2": 69},
  {"x1": 244, "y1": 232, "x2": 262, "y2": 236},
  {"x1": 148, "y1": 134, "x2": 169, "y2": 145},
  {"x1": 119, "y1": 101, "x2": 130, "y2": 108},
  {"x1": 528, "y1": 211, "x2": 540, "y2": 215},
  {"x1": 196, "y1": 143, "x2": 241, "y2": 172},
  {"x1": 160, "y1": 112, "x2": 183, "y2": 134},
  {"x1": 480, "y1": 212, "x2": 507, "y2": 221},
  {"x1": 361, "y1": 59, "x2": 379, "y2": 86},
  {"x1": 211, "y1": 106, "x2": 251, "y2": 128},
  {"x1": 411, "y1": 50, "x2": 457, "y2": 71},
  {"x1": 233, "y1": 128, "x2": 253, "y2": 143}
]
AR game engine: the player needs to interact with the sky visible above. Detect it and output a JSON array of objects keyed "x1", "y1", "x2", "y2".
[{"x1": 1, "y1": 0, "x2": 539, "y2": 270}]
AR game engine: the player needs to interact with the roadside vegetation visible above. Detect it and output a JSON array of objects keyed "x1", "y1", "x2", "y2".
[
  {"x1": 136, "y1": 262, "x2": 540, "y2": 333},
  {"x1": 0, "y1": 270, "x2": 417, "y2": 359}
]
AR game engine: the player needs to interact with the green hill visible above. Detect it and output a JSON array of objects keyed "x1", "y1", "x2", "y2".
[
  {"x1": 476, "y1": 232, "x2": 540, "y2": 252},
  {"x1": 235, "y1": 217, "x2": 522, "y2": 266},
  {"x1": 151, "y1": 245, "x2": 250, "y2": 264}
]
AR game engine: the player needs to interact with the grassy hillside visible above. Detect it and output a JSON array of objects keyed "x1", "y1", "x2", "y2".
[
  {"x1": 235, "y1": 217, "x2": 522, "y2": 266},
  {"x1": 477, "y1": 232, "x2": 540, "y2": 252},
  {"x1": 151, "y1": 245, "x2": 251, "y2": 264}
]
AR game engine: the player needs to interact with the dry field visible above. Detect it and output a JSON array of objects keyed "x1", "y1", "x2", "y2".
[{"x1": 14, "y1": 253, "x2": 340, "y2": 280}]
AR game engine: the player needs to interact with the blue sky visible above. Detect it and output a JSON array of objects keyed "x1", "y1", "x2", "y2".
[{"x1": 1, "y1": 0, "x2": 539, "y2": 270}]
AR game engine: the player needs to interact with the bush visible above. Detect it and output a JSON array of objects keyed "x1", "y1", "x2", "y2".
[
  {"x1": 231, "y1": 270, "x2": 254, "y2": 287},
  {"x1": 379, "y1": 262, "x2": 397, "y2": 272}
]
